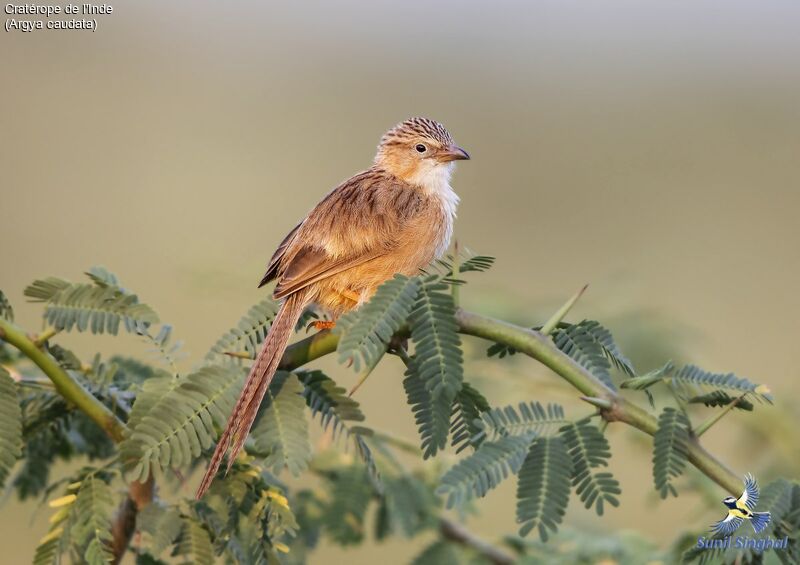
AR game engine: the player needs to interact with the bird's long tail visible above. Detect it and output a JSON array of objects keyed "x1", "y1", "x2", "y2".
[
  {"x1": 750, "y1": 511, "x2": 771, "y2": 534},
  {"x1": 196, "y1": 290, "x2": 309, "y2": 498}
]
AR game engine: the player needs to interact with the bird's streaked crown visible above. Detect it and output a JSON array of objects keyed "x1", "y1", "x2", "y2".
[{"x1": 379, "y1": 117, "x2": 455, "y2": 148}]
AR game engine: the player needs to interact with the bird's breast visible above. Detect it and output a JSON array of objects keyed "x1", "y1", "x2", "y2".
[{"x1": 429, "y1": 182, "x2": 458, "y2": 259}]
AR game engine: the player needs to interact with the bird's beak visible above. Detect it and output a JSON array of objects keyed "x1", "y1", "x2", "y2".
[{"x1": 437, "y1": 145, "x2": 470, "y2": 162}]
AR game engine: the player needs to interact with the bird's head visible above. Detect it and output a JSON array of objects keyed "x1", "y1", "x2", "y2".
[
  {"x1": 374, "y1": 117, "x2": 469, "y2": 191},
  {"x1": 723, "y1": 496, "x2": 737, "y2": 506}
]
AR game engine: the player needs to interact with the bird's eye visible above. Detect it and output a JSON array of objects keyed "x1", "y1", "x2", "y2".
[{"x1": 415, "y1": 144, "x2": 427, "y2": 153}]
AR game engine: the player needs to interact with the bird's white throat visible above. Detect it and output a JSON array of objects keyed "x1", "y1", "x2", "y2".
[
  {"x1": 407, "y1": 161, "x2": 459, "y2": 258},
  {"x1": 409, "y1": 161, "x2": 460, "y2": 219}
]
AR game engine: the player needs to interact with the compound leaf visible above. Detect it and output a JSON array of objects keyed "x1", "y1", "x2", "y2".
[
  {"x1": 652, "y1": 407, "x2": 690, "y2": 498},
  {"x1": 437, "y1": 434, "x2": 533, "y2": 509},
  {"x1": 250, "y1": 372, "x2": 312, "y2": 477},
  {"x1": 560, "y1": 419, "x2": 621, "y2": 515},
  {"x1": 516, "y1": 436, "x2": 573, "y2": 541},
  {"x1": 0, "y1": 367, "x2": 23, "y2": 489}
]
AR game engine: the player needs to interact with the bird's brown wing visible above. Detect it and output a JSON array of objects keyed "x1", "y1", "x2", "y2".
[
  {"x1": 267, "y1": 171, "x2": 407, "y2": 298},
  {"x1": 273, "y1": 245, "x2": 384, "y2": 299},
  {"x1": 258, "y1": 222, "x2": 302, "y2": 288}
]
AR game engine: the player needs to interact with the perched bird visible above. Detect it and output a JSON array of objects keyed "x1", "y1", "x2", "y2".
[
  {"x1": 710, "y1": 474, "x2": 771, "y2": 535},
  {"x1": 196, "y1": 117, "x2": 470, "y2": 498}
]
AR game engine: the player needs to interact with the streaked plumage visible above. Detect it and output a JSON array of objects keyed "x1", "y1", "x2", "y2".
[
  {"x1": 711, "y1": 474, "x2": 771, "y2": 536},
  {"x1": 196, "y1": 117, "x2": 469, "y2": 498}
]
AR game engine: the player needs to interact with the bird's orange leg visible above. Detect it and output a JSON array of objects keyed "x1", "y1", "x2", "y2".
[
  {"x1": 308, "y1": 320, "x2": 336, "y2": 331},
  {"x1": 305, "y1": 290, "x2": 360, "y2": 332}
]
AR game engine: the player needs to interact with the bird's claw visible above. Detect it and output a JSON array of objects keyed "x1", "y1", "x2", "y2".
[{"x1": 306, "y1": 320, "x2": 336, "y2": 333}]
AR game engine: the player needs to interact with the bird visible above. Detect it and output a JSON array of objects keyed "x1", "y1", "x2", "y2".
[
  {"x1": 710, "y1": 474, "x2": 771, "y2": 536},
  {"x1": 195, "y1": 117, "x2": 470, "y2": 498}
]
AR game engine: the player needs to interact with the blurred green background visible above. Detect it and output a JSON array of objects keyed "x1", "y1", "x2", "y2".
[{"x1": 2, "y1": 0, "x2": 799, "y2": 562}]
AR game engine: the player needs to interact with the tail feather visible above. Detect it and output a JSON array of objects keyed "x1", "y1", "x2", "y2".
[
  {"x1": 750, "y1": 511, "x2": 771, "y2": 534},
  {"x1": 196, "y1": 291, "x2": 309, "y2": 498}
]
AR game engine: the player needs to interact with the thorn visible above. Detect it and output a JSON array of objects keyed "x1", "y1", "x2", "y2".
[
  {"x1": 580, "y1": 396, "x2": 613, "y2": 410},
  {"x1": 540, "y1": 284, "x2": 589, "y2": 336},
  {"x1": 348, "y1": 381, "x2": 363, "y2": 397},
  {"x1": 348, "y1": 346, "x2": 388, "y2": 396},
  {"x1": 33, "y1": 327, "x2": 59, "y2": 348},
  {"x1": 224, "y1": 351, "x2": 253, "y2": 360},
  {"x1": 349, "y1": 365, "x2": 375, "y2": 397}
]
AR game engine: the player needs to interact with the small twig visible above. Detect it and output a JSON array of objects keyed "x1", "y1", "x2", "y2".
[
  {"x1": 349, "y1": 335, "x2": 408, "y2": 397},
  {"x1": 348, "y1": 350, "x2": 385, "y2": 397},
  {"x1": 452, "y1": 240, "x2": 461, "y2": 306},
  {"x1": 33, "y1": 327, "x2": 59, "y2": 348},
  {"x1": 694, "y1": 394, "x2": 749, "y2": 437},
  {"x1": 15, "y1": 377, "x2": 55, "y2": 389},
  {"x1": 440, "y1": 517, "x2": 515, "y2": 565}
]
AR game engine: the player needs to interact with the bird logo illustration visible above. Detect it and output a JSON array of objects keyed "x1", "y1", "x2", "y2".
[{"x1": 711, "y1": 474, "x2": 771, "y2": 536}]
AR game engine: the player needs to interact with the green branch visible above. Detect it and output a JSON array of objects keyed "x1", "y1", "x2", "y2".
[
  {"x1": 452, "y1": 309, "x2": 741, "y2": 495},
  {"x1": 0, "y1": 319, "x2": 126, "y2": 442},
  {"x1": 440, "y1": 518, "x2": 515, "y2": 565},
  {"x1": 279, "y1": 328, "x2": 339, "y2": 370}
]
